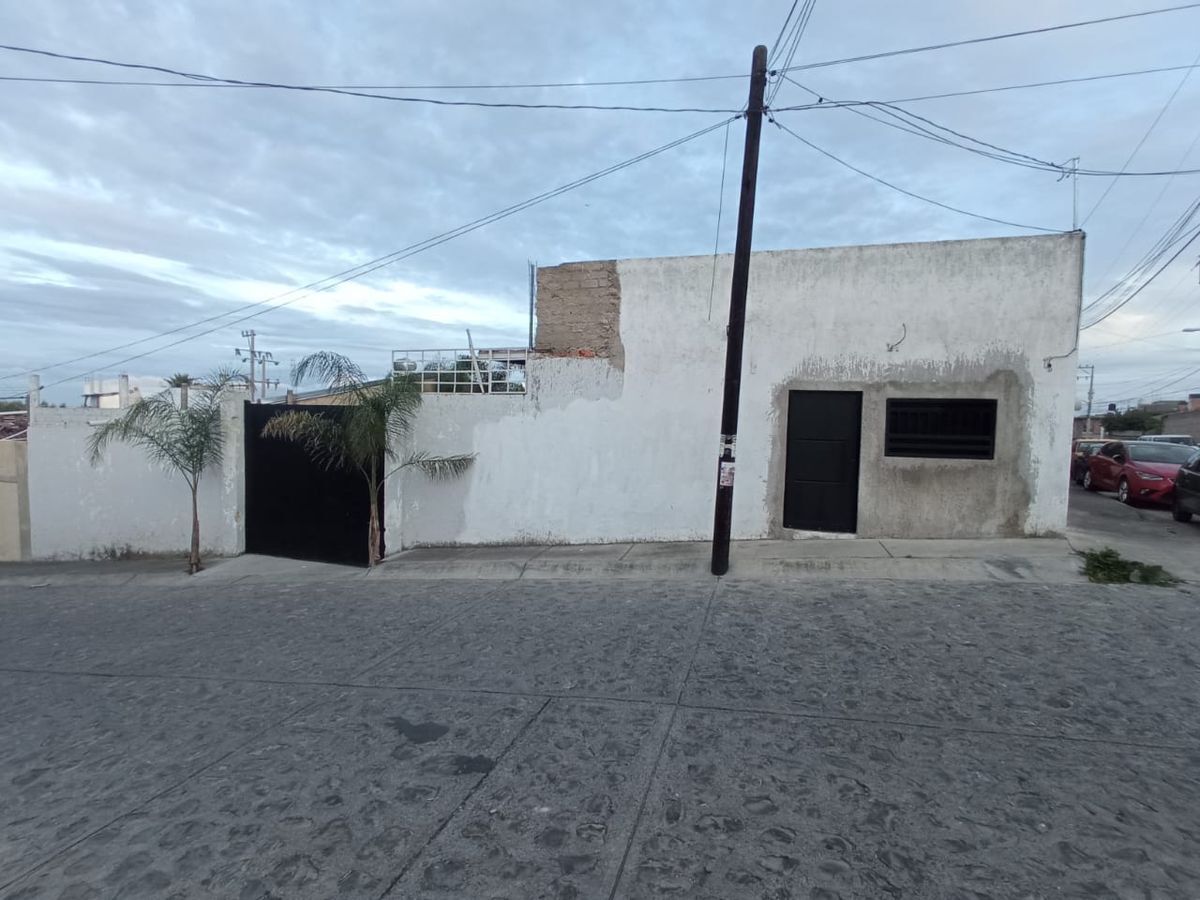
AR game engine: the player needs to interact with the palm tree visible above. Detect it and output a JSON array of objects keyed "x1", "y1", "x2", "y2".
[
  {"x1": 164, "y1": 373, "x2": 194, "y2": 388},
  {"x1": 87, "y1": 369, "x2": 240, "y2": 574},
  {"x1": 261, "y1": 351, "x2": 474, "y2": 566}
]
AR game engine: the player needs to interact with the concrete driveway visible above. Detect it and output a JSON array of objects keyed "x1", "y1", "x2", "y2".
[{"x1": 2, "y1": 575, "x2": 1199, "y2": 898}]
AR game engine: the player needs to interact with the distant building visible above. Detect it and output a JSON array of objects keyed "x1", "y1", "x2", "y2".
[
  {"x1": 82, "y1": 375, "x2": 140, "y2": 409},
  {"x1": 1140, "y1": 399, "x2": 1186, "y2": 416}
]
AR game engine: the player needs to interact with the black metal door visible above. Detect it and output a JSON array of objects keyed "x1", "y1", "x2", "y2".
[
  {"x1": 244, "y1": 402, "x2": 382, "y2": 567},
  {"x1": 783, "y1": 390, "x2": 862, "y2": 533}
]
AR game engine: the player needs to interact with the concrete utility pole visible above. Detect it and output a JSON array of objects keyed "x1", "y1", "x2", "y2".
[
  {"x1": 528, "y1": 260, "x2": 537, "y2": 350},
  {"x1": 259, "y1": 352, "x2": 279, "y2": 400},
  {"x1": 1079, "y1": 364, "x2": 1095, "y2": 433},
  {"x1": 711, "y1": 44, "x2": 768, "y2": 577},
  {"x1": 235, "y1": 331, "x2": 278, "y2": 402},
  {"x1": 236, "y1": 330, "x2": 258, "y2": 402}
]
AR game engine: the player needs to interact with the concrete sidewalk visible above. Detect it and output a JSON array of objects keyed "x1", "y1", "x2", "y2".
[
  {"x1": 374, "y1": 537, "x2": 1086, "y2": 583},
  {"x1": 0, "y1": 537, "x2": 1089, "y2": 586}
]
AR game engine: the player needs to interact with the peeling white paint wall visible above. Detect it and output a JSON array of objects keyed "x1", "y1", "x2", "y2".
[
  {"x1": 389, "y1": 234, "x2": 1083, "y2": 545},
  {"x1": 27, "y1": 400, "x2": 246, "y2": 559}
]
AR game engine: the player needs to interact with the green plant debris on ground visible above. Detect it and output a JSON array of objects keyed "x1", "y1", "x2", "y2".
[{"x1": 1081, "y1": 547, "x2": 1178, "y2": 586}]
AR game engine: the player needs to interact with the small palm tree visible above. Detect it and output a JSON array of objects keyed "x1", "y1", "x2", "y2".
[
  {"x1": 164, "y1": 373, "x2": 194, "y2": 388},
  {"x1": 88, "y1": 369, "x2": 240, "y2": 574},
  {"x1": 262, "y1": 351, "x2": 474, "y2": 566}
]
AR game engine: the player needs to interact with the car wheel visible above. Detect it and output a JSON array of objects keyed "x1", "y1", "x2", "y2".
[
  {"x1": 1174, "y1": 496, "x2": 1194, "y2": 523},
  {"x1": 1083, "y1": 470, "x2": 1097, "y2": 491},
  {"x1": 1117, "y1": 477, "x2": 1132, "y2": 504}
]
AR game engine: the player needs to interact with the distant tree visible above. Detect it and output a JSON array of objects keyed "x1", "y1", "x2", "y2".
[
  {"x1": 262, "y1": 352, "x2": 474, "y2": 565},
  {"x1": 164, "y1": 373, "x2": 195, "y2": 388},
  {"x1": 0, "y1": 400, "x2": 24, "y2": 412},
  {"x1": 87, "y1": 368, "x2": 240, "y2": 574},
  {"x1": 1104, "y1": 409, "x2": 1162, "y2": 434}
]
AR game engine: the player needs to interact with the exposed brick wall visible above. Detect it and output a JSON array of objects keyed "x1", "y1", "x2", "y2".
[{"x1": 534, "y1": 260, "x2": 624, "y2": 369}]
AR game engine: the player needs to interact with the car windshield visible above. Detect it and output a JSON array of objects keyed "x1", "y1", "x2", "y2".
[{"x1": 1126, "y1": 443, "x2": 1195, "y2": 464}]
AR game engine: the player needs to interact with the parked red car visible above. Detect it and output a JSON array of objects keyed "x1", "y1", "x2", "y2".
[
  {"x1": 1083, "y1": 440, "x2": 1196, "y2": 505},
  {"x1": 1070, "y1": 438, "x2": 1107, "y2": 485}
]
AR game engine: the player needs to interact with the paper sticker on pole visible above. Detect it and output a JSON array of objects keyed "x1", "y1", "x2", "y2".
[{"x1": 719, "y1": 461, "x2": 736, "y2": 487}]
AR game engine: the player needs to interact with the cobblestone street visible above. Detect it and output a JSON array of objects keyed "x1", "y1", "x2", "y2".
[{"x1": 2, "y1": 576, "x2": 1198, "y2": 898}]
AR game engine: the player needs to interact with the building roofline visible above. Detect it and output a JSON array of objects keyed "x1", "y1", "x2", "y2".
[{"x1": 539, "y1": 231, "x2": 1082, "y2": 271}]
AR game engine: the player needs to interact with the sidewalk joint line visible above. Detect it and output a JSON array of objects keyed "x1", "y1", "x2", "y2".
[
  {"x1": 3, "y1": 663, "x2": 1194, "y2": 754},
  {"x1": 607, "y1": 579, "x2": 720, "y2": 898},
  {"x1": 348, "y1": 583, "x2": 510, "y2": 680},
  {"x1": 377, "y1": 696, "x2": 553, "y2": 899},
  {"x1": 0, "y1": 690, "x2": 329, "y2": 894},
  {"x1": 517, "y1": 545, "x2": 552, "y2": 580}
]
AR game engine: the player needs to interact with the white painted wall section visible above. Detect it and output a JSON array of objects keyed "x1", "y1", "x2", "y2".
[
  {"x1": 389, "y1": 233, "x2": 1082, "y2": 545},
  {"x1": 27, "y1": 400, "x2": 245, "y2": 559}
]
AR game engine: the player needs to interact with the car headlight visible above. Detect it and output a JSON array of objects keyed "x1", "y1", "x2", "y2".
[{"x1": 1134, "y1": 471, "x2": 1164, "y2": 481}]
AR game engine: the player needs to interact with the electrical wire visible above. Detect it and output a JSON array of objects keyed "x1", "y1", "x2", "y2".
[
  {"x1": 766, "y1": 0, "x2": 817, "y2": 107},
  {"x1": 8, "y1": 3, "x2": 1195, "y2": 106},
  {"x1": 1089, "y1": 123, "x2": 1200, "y2": 292},
  {"x1": 778, "y1": 3, "x2": 1200, "y2": 74},
  {"x1": 10, "y1": 61, "x2": 1200, "y2": 106},
  {"x1": 19, "y1": 117, "x2": 739, "y2": 389},
  {"x1": 773, "y1": 93, "x2": 1200, "y2": 177},
  {"x1": 777, "y1": 74, "x2": 1066, "y2": 174},
  {"x1": 1081, "y1": 47, "x2": 1200, "y2": 226},
  {"x1": 1083, "y1": 198, "x2": 1200, "y2": 315},
  {"x1": 768, "y1": 116, "x2": 1063, "y2": 232},
  {"x1": 706, "y1": 120, "x2": 733, "y2": 321},
  {"x1": 768, "y1": 0, "x2": 802, "y2": 64},
  {"x1": 1093, "y1": 363, "x2": 1200, "y2": 406},
  {"x1": 0, "y1": 44, "x2": 743, "y2": 114},
  {"x1": 1083, "y1": 224, "x2": 1200, "y2": 330},
  {"x1": 1084, "y1": 328, "x2": 1185, "y2": 352},
  {"x1": 877, "y1": 63, "x2": 1200, "y2": 104}
]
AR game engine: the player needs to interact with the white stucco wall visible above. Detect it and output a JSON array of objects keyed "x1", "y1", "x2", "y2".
[
  {"x1": 389, "y1": 233, "x2": 1083, "y2": 545},
  {"x1": 27, "y1": 399, "x2": 245, "y2": 559}
]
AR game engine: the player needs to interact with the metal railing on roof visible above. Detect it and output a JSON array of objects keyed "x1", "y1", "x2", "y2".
[{"x1": 391, "y1": 348, "x2": 527, "y2": 394}]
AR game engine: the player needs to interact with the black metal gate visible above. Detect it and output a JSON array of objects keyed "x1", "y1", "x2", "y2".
[
  {"x1": 783, "y1": 390, "x2": 862, "y2": 533},
  {"x1": 244, "y1": 402, "x2": 382, "y2": 567}
]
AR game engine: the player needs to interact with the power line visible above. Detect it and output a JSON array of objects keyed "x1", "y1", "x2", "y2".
[
  {"x1": 773, "y1": 94, "x2": 1200, "y2": 178},
  {"x1": 877, "y1": 63, "x2": 1200, "y2": 104},
  {"x1": 706, "y1": 120, "x2": 733, "y2": 321},
  {"x1": 768, "y1": 0, "x2": 803, "y2": 64},
  {"x1": 1094, "y1": 363, "x2": 1200, "y2": 405},
  {"x1": 0, "y1": 44, "x2": 743, "y2": 114},
  {"x1": 778, "y1": 3, "x2": 1200, "y2": 74},
  {"x1": 10, "y1": 61, "x2": 1200, "y2": 104},
  {"x1": 28, "y1": 117, "x2": 739, "y2": 389},
  {"x1": 1083, "y1": 198, "x2": 1200, "y2": 315},
  {"x1": 777, "y1": 74, "x2": 1066, "y2": 174},
  {"x1": 1083, "y1": 223, "x2": 1200, "y2": 330},
  {"x1": 766, "y1": 0, "x2": 817, "y2": 107},
  {"x1": 768, "y1": 116, "x2": 1062, "y2": 232},
  {"x1": 1081, "y1": 47, "x2": 1200, "y2": 226},
  {"x1": 9, "y1": 4, "x2": 1198, "y2": 104},
  {"x1": 1091, "y1": 134, "x2": 1200, "y2": 304},
  {"x1": 1085, "y1": 327, "x2": 1189, "y2": 352}
]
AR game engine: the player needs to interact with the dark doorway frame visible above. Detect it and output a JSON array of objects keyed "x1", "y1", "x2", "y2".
[
  {"x1": 782, "y1": 390, "x2": 863, "y2": 534},
  {"x1": 244, "y1": 402, "x2": 383, "y2": 567}
]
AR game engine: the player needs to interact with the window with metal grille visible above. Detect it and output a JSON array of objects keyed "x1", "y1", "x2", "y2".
[{"x1": 885, "y1": 398, "x2": 997, "y2": 459}]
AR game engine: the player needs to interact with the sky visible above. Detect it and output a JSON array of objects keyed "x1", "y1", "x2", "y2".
[{"x1": 1, "y1": 0, "x2": 1199, "y2": 408}]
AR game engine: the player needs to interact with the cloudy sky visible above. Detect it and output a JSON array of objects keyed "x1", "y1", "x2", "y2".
[{"x1": 1, "y1": 0, "x2": 1199, "y2": 408}]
